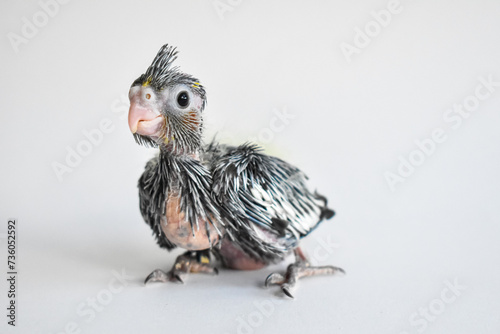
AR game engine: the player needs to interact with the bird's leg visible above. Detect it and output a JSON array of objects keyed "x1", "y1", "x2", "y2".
[
  {"x1": 265, "y1": 247, "x2": 345, "y2": 298},
  {"x1": 144, "y1": 250, "x2": 218, "y2": 284}
]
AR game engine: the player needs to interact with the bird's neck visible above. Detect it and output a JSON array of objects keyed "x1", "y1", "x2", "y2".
[{"x1": 159, "y1": 147, "x2": 200, "y2": 162}]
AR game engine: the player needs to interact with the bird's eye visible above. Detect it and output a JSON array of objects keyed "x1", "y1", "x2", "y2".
[
  {"x1": 145, "y1": 93, "x2": 151, "y2": 100},
  {"x1": 177, "y1": 91, "x2": 189, "y2": 108}
]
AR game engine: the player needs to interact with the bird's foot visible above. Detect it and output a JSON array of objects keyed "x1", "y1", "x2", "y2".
[
  {"x1": 265, "y1": 248, "x2": 345, "y2": 298},
  {"x1": 144, "y1": 250, "x2": 218, "y2": 285}
]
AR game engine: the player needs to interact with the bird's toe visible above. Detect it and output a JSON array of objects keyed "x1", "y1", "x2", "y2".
[
  {"x1": 144, "y1": 269, "x2": 169, "y2": 285},
  {"x1": 265, "y1": 272, "x2": 285, "y2": 287},
  {"x1": 281, "y1": 284, "x2": 294, "y2": 299}
]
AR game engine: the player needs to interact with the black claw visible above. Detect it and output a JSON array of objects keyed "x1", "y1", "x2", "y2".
[
  {"x1": 174, "y1": 274, "x2": 184, "y2": 283},
  {"x1": 282, "y1": 287, "x2": 294, "y2": 299},
  {"x1": 264, "y1": 274, "x2": 273, "y2": 288},
  {"x1": 144, "y1": 275, "x2": 153, "y2": 285},
  {"x1": 327, "y1": 266, "x2": 346, "y2": 275},
  {"x1": 213, "y1": 267, "x2": 219, "y2": 275},
  {"x1": 145, "y1": 270, "x2": 168, "y2": 285}
]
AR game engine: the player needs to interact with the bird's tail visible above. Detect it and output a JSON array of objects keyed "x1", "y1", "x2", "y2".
[{"x1": 314, "y1": 191, "x2": 335, "y2": 220}]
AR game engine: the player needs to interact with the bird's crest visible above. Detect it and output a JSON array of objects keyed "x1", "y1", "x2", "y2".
[
  {"x1": 135, "y1": 44, "x2": 206, "y2": 101},
  {"x1": 141, "y1": 44, "x2": 182, "y2": 89}
]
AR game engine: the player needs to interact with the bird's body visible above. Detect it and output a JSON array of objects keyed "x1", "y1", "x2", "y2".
[
  {"x1": 138, "y1": 142, "x2": 334, "y2": 269},
  {"x1": 128, "y1": 44, "x2": 343, "y2": 297}
]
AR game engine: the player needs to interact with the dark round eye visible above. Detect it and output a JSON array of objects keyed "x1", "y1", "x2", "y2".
[{"x1": 177, "y1": 91, "x2": 189, "y2": 108}]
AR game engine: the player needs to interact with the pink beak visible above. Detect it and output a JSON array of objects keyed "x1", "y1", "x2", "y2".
[{"x1": 128, "y1": 102, "x2": 165, "y2": 137}]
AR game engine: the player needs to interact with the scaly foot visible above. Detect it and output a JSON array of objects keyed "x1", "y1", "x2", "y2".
[{"x1": 265, "y1": 247, "x2": 345, "y2": 298}]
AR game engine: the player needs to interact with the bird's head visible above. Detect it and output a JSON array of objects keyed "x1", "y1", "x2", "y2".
[{"x1": 128, "y1": 44, "x2": 206, "y2": 155}]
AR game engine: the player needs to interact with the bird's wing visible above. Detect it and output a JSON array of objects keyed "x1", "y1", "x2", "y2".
[{"x1": 210, "y1": 143, "x2": 334, "y2": 261}]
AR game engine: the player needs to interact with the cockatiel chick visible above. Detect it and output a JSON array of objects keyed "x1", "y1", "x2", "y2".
[{"x1": 128, "y1": 44, "x2": 344, "y2": 298}]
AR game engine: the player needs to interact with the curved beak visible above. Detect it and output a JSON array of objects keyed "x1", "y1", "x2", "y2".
[{"x1": 128, "y1": 102, "x2": 165, "y2": 138}]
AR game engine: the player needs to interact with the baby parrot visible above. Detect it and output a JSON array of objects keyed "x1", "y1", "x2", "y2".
[{"x1": 128, "y1": 44, "x2": 344, "y2": 298}]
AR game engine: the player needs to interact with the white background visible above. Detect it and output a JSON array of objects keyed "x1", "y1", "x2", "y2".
[{"x1": 1, "y1": 0, "x2": 500, "y2": 333}]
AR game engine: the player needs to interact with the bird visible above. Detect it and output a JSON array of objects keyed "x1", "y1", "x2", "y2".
[{"x1": 127, "y1": 44, "x2": 344, "y2": 298}]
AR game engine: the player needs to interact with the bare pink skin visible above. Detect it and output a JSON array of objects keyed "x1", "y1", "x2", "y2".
[
  {"x1": 161, "y1": 194, "x2": 268, "y2": 270},
  {"x1": 218, "y1": 238, "x2": 268, "y2": 270},
  {"x1": 161, "y1": 194, "x2": 221, "y2": 250}
]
